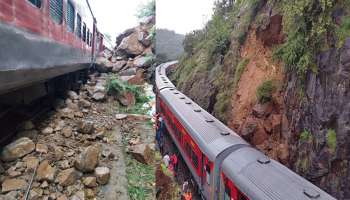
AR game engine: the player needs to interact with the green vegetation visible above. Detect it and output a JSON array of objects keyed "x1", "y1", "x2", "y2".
[
  {"x1": 300, "y1": 129, "x2": 312, "y2": 141},
  {"x1": 256, "y1": 80, "x2": 274, "y2": 103},
  {"x1": 327, "y1": 129, "x2": 337, "y2": 152},
  {"x1": 135, "y1": 0, "x2": 155, "y2": 19},
  {"x1": 107, "y1": 76, "x2": 149, "y2": 105},
  {"x1": 233, "y1": 58, "x2": 250, "y2": 87},
  {"x1": 336, "y1": 16, "x2": 350, "y2": 48}
]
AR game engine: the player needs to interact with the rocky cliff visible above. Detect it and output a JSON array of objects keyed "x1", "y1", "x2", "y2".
[{"x1": 172, "y1": 0, "x2": 350, "y2": 198}]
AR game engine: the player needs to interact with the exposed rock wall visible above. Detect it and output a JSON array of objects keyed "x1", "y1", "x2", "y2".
[{"x1": 173, "y1": 0, "x2": 350, "y2": 198}]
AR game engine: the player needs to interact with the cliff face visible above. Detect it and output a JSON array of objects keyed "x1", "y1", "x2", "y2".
[{"x1": 173, "y1": 0, "x2": 350, "y2": 198}]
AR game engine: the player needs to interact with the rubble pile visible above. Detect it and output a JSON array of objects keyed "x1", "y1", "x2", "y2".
[{"x1": 96, "y1": 15, "x2": 155, "y2": 85}]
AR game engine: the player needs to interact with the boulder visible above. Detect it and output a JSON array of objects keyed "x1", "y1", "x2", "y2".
[
  {"x1": 41, "y1": 127, "x2": 54, "y2": 135},
  {"x1": 240, "y1": 118, "x2": 258, "y2": 141},
  {"x1": 115, "y1": 28, "x2": 134, "y2": 47},
  {"x1": 119, "y1": 67, "x2": 137, "y2": 76},
  {"x1": 112, "y1": 60, "x2": 127, "y2": 73},
  {"x1": 252, "y1": 102, "x2": 273, "y2": 118},
  {"x1": 95, "y1": 167, "x2": 110, "y2": 185},
  {"x1": 137, "y1": 31, "x2": 151, "y2": 47},
  {"x1": 128, "y1": 143, "x2": 154, "y2": 165},
  {"x1": 1, "y1": 178, "x2": 27, "y2": 192},
  {"x1": 78, "y1": 99, "x2": 91, "y2": 108},
  {"x1": 36, "y1": 160, "x2": 56, "y2": 182},
  {"x1": 56, "y1": 168, "x2": 81, "y2": 187},
  {"x1": 29, "y1": 188, "x2": 43, "y2": 200},
  {"x1": 83, "y1": 177, "x2": 97, "y2": 188},
  {"x1": 1, "y1": 137, "x2": 35, "y2": 162},
  {"x1": 77, "y1": 120, "x2": 95, "y2": 134},
  {"x1": 95, "y1": 57, "x2": 113, "y2": 73},
  {"x1": 117, "y1": 32, "x2": 145, "y2": 56},
  {"x1": 62, "y1": 126, "x2": 73, "y2": 138},
  {"x1": 57, "y1": 195, "x2": 69, "y2": 200},
  {"x1": 133, "y1": 56, "x2": 153, "y2": 68},
  {"x1": 118, "y1": 91, "x2": 136, "y2": 107},
  {"x1": 74, "y1": 144, "x2": 100, "y2": 172},
  {"x1": 127, "y1": 69, "x2": 145, "y2": 85},
  {"x1": 71, "y1": 191, "x2": 85, "y2": 200}
]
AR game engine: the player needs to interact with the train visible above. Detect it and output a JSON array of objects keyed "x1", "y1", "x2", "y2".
[
  {"x1": 0, "y1": 0, "x2": 104, "y2": 103},
  {"x1": 155, "y1": 61, "x2": 336, "y2": 200}
]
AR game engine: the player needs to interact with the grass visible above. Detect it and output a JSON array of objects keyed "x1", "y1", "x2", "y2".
[
  {"x1": 256, "y1": 80, "x2": 274, "y2": 103},
  {"x1": 233, "y1": 58, "x2": 250, "y2": 87},
  {"x1": 300, "y1": 129, "x2": 312, "y2": 142},
  {"x1": 327, "y1": 129, "x2": 337, "y2": 153},
  {"x1": 126, "y1": 154, "x2": 155, "y2": 200},
  {"x1": 336, "y1": 16, "x2": 350, "y2": 48}
]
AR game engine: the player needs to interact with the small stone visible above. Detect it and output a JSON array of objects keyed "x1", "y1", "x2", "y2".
[
  {"x1": 36, "y1": 143, "x2": 48, "y2": 154},
  {"x1": 95, "y1": 167, "x2": 110, "y2": 185},
  {"x1": 23, "y1": 156, "x2": 39, "y2": 171},
  {"x1": 8, "y1": 170, "x2": 21, "y2": 178},
  {"x1": 42, "y1": 127, "x2": 54, "y2": 135},
  {"x1": 92, "y1": 92, "x2": 105, "y2": 101},
  {"x1": 1, "y1": 191, "x2": 20, "y2": 200},
  {"x1": 57, "y1": 194, "x2": 69, "y2": 200},
  {"x1": 54, "y1": 120, "x2": 65, "y2": 131},
  {"x1": 56, "y1": 168, "x2": 81, "y2": 187},
  {"x1": 40, "y1": 181, "x2": 49, "y2": 188},
  {"x1": 58, "y1": 160, "x2": 70, "y2": 169},
  {"x1": 83, "y1": 177, "x2": 97, "y2": 188},
  {"x1": 36, "y1": 160, "x2": 56, "y2": 182},
  {"x1": 77, "y1": 121, "x2": 95, "y2": 134},
  {"x1": 0, "y1": 137, "x2": 35, "y2": 162},
  {"x1": 1, "y1": 178, "x2": 27, "y2": 192},
  {"x1": 29, "y1": 187, "x2": 43, "y2": 200},
  {"x1": 128, "y1": 143, "x2": 154, "y2": 165},
  {"x1": 115, "y1": 114, "x2": 127, "y2": 120},
  {"x1": 67, "y1": 91, "x2": 79, "y2": 100},
  {"x1": 71, "y1": 191, "x2": 85, "y2": 200},
  {"x1": 74, "y1": 144, "x2": 100, "y2": 172},
  {"x1": 62, "y1": 127, "x2": 72, "y2": 138},
  {"x1": 85, "y1": 188, "x2": 96, "y2": 198}
]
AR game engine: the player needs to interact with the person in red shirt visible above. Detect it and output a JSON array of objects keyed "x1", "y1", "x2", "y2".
[{"x1": 170, "y1": 153, "x2": 178, "y2": 172}]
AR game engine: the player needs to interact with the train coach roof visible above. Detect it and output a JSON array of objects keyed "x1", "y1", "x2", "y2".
[
  {"x1": 155, "y1": 64, "x2": 175, "y2": 90},
  {"x1": 160, "y1": 88, "x2": 248, "y2": 161},
  {"x1": 222, "y1": 147, "x2": 336, "y2": 200}
]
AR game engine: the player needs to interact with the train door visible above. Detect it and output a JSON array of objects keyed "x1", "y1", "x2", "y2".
[{"x1": 202, "y1": 157, "x2": 213, "y2": 199}]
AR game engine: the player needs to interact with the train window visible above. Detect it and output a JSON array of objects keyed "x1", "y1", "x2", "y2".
[
  {"x1": 90, "y1": 33, "x2": 93, "y2": 46},
  {"x1": 76, "y1": 14, "x2": 82, "y2": 38},
  {"x1": 66, "y1": 1, "x2": 75, "y2": 32},
  {"x1": 50, "y1": 0, "x2": 63, "y2": 24},
  {"x1": 28, "y1": 0, "x2": 41, "y2": 8},
  {"x1": 205, "y1": 165, "x2": 211, "y2": 185},
  {"x1": 82, "y1": 23, "x2": 86, "y2": 42},
  {"x1": 87, "y1": 29, "x2": 90, "y2": 45}
]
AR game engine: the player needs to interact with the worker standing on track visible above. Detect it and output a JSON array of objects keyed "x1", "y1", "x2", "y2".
[
  {"x1": 163, "y1": 152, "x2": 170, "y2": 167},
  {"x1": 171, "y1": 153, "x2": 178, "y2": 172}
]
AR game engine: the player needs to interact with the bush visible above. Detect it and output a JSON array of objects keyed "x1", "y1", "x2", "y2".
[
  {"x1": 135, "y1": 0, "x2": 155, "y2": 19},
  {"x1": 256, "y1": 80, "x2": 274, "y2": 103},
  {"x1": 106, "y1": 76, "x2": 149, "y2": 104},
  {"x1": 336, "y1": 16, "x2": 350, "y2": 48}
]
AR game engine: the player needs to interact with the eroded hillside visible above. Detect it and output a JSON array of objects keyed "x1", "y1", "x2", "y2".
[{"x1": 172, "y1": 0, "x2": 350, "y2": 198}]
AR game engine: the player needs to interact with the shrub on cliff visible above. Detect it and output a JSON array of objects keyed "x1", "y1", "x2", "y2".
[{"x1": 256, "y1": 80, "x2": 274, "y2": 103}]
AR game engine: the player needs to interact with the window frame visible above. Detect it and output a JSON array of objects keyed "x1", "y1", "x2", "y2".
[
  {"x1": 27, "y1": 0, "x2": 42, "y2": 8},
  {"x1": 76, "y1": 14, "x2": 82, "y2": 38},
  {"x1": 82, "y1": 23, "x2": 87, "y2": 42},
  {"x1": 66, "y1": 0, "x2": 75, "y2": 32},
  {"x1": 49, "y1": 0, "x2": 63, "y2": 24}
]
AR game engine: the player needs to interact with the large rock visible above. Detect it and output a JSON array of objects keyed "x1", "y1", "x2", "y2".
[
  {"x1": 62, "y1": 126, "x2": 73, "y2": 138},
  {"x1": 127, "y1": 69, "x2": 145, "y2": 85},
  {"x1": 23, "y1": 156, "x2": 39, "y2": 171},
  {"x1": 119, "y1": 67, "x2": 137, "y2": 76},
  {"x1": 118, "y1": 91, "x2": 136, "y2": 107},
  {"x1": 74, "y1": 144, "x2": 100, "y2": 172},
  {"x1": 92, "y1": 92, "x2": 106, "y2": 101},
  {"x1": 1, "y1": 178, "x2": 27, "y2": 192},
  {"x1": 83, "y1": 177, "x2": 97, "y2": 188},
  {"x1": 36, "y1": 160, "x2": 56, "y2": 182},
  {"x1": 1, "y1": 137, "x2": 35, "y2": 162},
  {"x1": 117, "y1": 32, "x2": 145, "y2": 56},
  {"x1": 115, "y1": 28, "x2": 134, "y2": 47},
  {"x1": 252, "y1": 102, "x2": 273, "y2": 118},
  {"x1": 128, "y1": 143, "x2": 154, "y2": 165},
  {"x1": 95, "y1": 57, "x2": 113, "y2": 73},
  {"x1": 56, "y1": 168, "x2": 81, "y2": 187},
  {"x1": 133, "y1": 56, "x2": 153, "y2": 68},
  {"x1": 67, "y1": 91, "x2": 79, "y2": 100},
  {"x1": 137, "y1": 31, "x2": 151, "y2": 47},
  {"x1": 94, "y1": 167, "x2": 110, "y2": 185},
  {"x1": 112, "y1": 60, "x2": 127, "y2": 73}
]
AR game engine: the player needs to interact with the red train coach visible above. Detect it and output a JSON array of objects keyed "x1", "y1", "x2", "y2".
[
  {"x1": 0, "y1": 0, "x2": 104, "y2": 95},
  {"x1": 155, "y1": 62, "x2": 336, "y2": 200}
]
